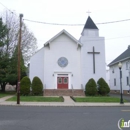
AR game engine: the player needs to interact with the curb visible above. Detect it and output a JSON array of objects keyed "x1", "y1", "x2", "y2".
[{"x1": 0, "y1": 102, "x2": 130, "y2": 107}]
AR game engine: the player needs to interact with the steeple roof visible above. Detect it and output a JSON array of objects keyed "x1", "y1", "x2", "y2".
[{"x1": 83, "y1": 16, "x2": 98, "y2": 29}]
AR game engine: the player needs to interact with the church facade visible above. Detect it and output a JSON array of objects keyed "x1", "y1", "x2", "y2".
[{"x1": 29, "y1": 16, "x2": 106, "y2": 95}]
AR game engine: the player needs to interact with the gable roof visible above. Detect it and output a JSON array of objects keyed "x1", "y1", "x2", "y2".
[
  {"x1": 108, "y1": 46, "x2": 130, "y2": 66},
  {"x1": 44, "y1": 29, "x2": 82, "y2": 46},
  {"x1": 83, "y1": 16, "x2": 98, "y2": 30}
]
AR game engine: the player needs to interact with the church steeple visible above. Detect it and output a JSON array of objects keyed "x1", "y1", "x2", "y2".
[
  {"x1": 81, "y1": 16, "x2": 99, "y2": 37},
  {"x1": 83, "y1": 16, "x2": 98, "y2": 30}
]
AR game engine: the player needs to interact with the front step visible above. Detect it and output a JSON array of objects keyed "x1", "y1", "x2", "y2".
[{"x1": 44, "y1": 89, "x2": 85, "y2": 96}]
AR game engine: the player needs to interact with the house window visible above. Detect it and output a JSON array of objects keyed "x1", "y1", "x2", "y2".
[
  {"x1": 126, "y1": 77, "x2": 129, "y2": 85},
  {"x1": 126, "y1": 62, "x2": 129, "y2": 70},
  {"x1": 114, "y1": 78, "x2": 116, "y2": 86},
  {"x1": 112, "y1": 67, "x2": 114, "y2": 73}
]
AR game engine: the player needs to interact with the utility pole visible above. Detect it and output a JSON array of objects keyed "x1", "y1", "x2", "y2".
[
  {"x1": 17, "y1": 14, "x2": 23, "y2": 104},
  {"x1": 128, "y1": 61, "x2": 130, "y2": 94}
]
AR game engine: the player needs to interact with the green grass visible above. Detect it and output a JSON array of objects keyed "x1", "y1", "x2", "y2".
[
  {"x1": 6, "y1": 96, "x2": 64, "y2": 102},
  {"x1": 72, "y1": 96, "x2": 127, "y2": 103},
  {"x1": 0, "y1": 91, "x2": 16, "y2": 98}
]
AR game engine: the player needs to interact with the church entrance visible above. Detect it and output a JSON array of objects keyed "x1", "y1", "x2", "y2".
[{"x1": 57, "y1": 74, "x2": 68, "y2": 89}]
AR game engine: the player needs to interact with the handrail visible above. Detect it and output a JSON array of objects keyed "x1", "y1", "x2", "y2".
[
  {"x1": 43, "y1": 84, "x2": 46, "y2": 95},
  {"x1": 44, "y1": 84, "x2": 46, "y2": 90},
  {"x1": 71, "y1": 84, "x2": 74, "y2": 92},
  {"x1": 81, "y1": 84, "x2": 84, "y2": 92}
]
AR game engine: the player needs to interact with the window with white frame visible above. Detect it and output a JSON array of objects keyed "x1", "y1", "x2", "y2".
[
  {"x1": 114, "y1": 78, "x2": 116, "y2": 86},
  {"x1": 112, "y1": 67, "x2": 114, "y2": 73},
  {"x1": 126, "y1": 76, "x2": 129, "y2": 85},
  {"x1": 126, "y1": 61, "x2": 129, "y2": 70}
]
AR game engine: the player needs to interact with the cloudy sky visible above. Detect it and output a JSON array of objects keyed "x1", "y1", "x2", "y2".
[{"x1": 0, "y1": 0, "x2": 130, "y2": 65}]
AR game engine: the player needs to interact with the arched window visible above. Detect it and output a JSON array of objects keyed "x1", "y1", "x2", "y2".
[
  {"x1": 58, "y1": 77, "x2": 62, "y2": 84},
  {"x1": 64, "y1": 77, "x2": 68, "y2": 84}
]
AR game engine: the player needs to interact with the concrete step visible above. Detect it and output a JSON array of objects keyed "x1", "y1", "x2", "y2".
[{"x1": 44, "y1": 89, "x2": 85, "y2": 96}]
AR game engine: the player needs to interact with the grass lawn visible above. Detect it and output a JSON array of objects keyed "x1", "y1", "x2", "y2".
[
  {"x1": 6, "y1": 96, "x2": 64, "y2": 102},
  {"x1": 72, "y1": 96, "x2": 127, "y2": 103},
  {"x1": 0, "y1": 91, "x2": 16, "y2": 98}
]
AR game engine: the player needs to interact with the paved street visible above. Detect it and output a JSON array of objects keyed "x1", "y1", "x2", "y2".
[{"x1": 0, "y1": 106, "x2": 130, "y2": 130}]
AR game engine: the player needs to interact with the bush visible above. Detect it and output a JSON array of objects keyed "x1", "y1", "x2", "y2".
[
  {"x1": 85, "y1": 78, "x2": 97, "y2": 96},
  {"x1": 32, "y1": 76, "x2": 43, "y2": 95},
  {"x1": 97, "y1": 78, "x2": 110, "y2": 96},
  {"x1": 20, "y1": 76, "x2": 31, "y2": 95}
]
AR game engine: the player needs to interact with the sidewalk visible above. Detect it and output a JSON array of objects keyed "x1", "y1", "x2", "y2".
[{"x1": 0, "y1": 96, "x2": 130, "y2": 107}]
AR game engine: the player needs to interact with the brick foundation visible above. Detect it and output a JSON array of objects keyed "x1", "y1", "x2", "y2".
[
  {"x1": 110, "y1": 90, "x2": 130, "y2": 95},
  {"x1": 44, "y1": 89, "x2": 85, "y2": 96}
]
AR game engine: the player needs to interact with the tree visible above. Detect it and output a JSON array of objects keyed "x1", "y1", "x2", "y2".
[
  {"x1": 97, "y1": 78, "x2": 110, "y2": 96},
  {"x1": 8, "y1": 46, "x2": 27, "y2": 89},
  {"x1": 85, "y1": 78, "x2": 97, "y2": 96},
  {"x1": 32, "y1": 77, "x2": 43, "y2": 95},
  {"x1": 0, "y1": 18, "x2": 8, "y2": 47},
  {"x1": 0, "y1": 55, "x2": 10, "y2": 92},
  {"x1": 1, "y1": 10, "x2": 37, "y2": 65},
  {"x1": 20, "y1": 76, "x2": 31, "y2": 95},
  {"x1": 0, "y1": 10, "x2": 37, "y2": 92},
  {"x1": 0, "y1": 18, "x2": 9, "y2": 92}
]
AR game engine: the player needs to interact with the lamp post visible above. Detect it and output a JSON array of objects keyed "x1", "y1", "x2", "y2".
[{"x1": 118, "y1": 62, "x2": 124, "y2": 104}]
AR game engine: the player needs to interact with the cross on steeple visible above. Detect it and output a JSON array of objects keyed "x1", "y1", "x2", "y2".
[
  {"x1": 86, "y1": 10, "x2": 91, "y2": 16},
  {"x1": 88, "y1": 46, "x2": 100, "y2": 74}
]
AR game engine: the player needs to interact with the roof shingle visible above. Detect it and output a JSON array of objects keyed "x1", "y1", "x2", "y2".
[
  {"x1": 84, "y1": 16, "x2": 98, "y2": 29},
  {"x1": 108, "y1": 46, "x2": 130, "y2": 66}
]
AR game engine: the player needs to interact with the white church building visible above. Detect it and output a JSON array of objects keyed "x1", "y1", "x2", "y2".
[{"x1": 29, "y1": 16, "x2": 106, "y2": 96}]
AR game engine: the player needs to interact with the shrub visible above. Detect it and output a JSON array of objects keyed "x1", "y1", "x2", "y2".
[
  {"x1": 32, "y1": 76, "x2": 43, "y2": 95},
  {"x1": 20, "y1": 76, "x2": 31, "y2": 95},
  {"x1": 85, "y1": 78, "x2": 97, "y2": 96},
  {"x1": 97, "y1": 78, "x2": 110, "y2": 96}
]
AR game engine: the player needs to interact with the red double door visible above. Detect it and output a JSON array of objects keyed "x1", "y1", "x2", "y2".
[{"x1": 57, "y1": 77, "x2": 68, "y2": 89}]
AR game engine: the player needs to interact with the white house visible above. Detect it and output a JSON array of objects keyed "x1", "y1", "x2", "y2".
[
  {"x1": 29, "y1": 16, "x2": 106, "y2": 96},
  {"x1": 108, "y1": 45, "x2": 130, "y2": 94}
]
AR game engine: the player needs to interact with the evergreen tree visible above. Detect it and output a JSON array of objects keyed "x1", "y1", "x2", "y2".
[
  {"x1": 97, "y1": 78, "x2": 110, "y2": 96},
  {"x1": 85, "y1": 78, "x2": 97, "y2": 96},
  {"x1": 8, "y1": 46, "x2": 27, "y2": 89},
  {"x1": 0, "y1": 18, "x2": 8, "y2": 47},
  {"x1": 0, "y1": 18, "x2": 9, "y2": 92},
  {"x1": 20, "y1": 76, "x2": 31, "y2": 95},
  {"x1": 32, "y1": 77, "x2": 43, "y2": 95}
]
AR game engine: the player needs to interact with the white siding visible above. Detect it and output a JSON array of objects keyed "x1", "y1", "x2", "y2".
[
  {"x1": 43, "y1": 33, "x2": 81, "y2": 89},
  {"x1": 29, "y1": 48, "x2": 44, "y2": 84},
  {"x1": 109, "y1": 60, "x2": 130, "y2": 91}
]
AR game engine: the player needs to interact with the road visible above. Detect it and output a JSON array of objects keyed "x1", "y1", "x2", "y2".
[{"x1": 0, "y1": 106, "x2": 130, "y2": 130}]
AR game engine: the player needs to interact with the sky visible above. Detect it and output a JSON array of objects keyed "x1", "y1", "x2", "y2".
[{"x1": 0, "y1": 0, "x2": 130, "y2": 66}]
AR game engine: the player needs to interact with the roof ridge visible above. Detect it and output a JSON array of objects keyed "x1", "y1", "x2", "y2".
[{"x1": 108, "y1": 47, "x2": 130, "y2": 66}]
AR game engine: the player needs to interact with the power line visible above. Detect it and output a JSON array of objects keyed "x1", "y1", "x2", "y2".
[
  {"x1": 23, "y1": 19, "x2": 84, "y2": 26},
  {"x1": 96, "y1": 19, "x2": 130, "y2": 24},
  {"x1": 0, "y1": 2, "x2": 9, "y2": 10},
  {"x1": 37, "y1": 35, "x2": 130, "y2": 43},
  {"x1": 0, "y1": 2, "x2": 14, "y2": 14},
  {"x1": 23, "y1": 18, "x2": 130, "y2": 26},
  {"x1": 1, "y1": 1, "x2": 130, "y2": 26}
]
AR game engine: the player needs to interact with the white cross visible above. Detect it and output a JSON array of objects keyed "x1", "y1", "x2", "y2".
[{"x1": 86, "y1": 10, "x2": 91, "y2": 16}]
